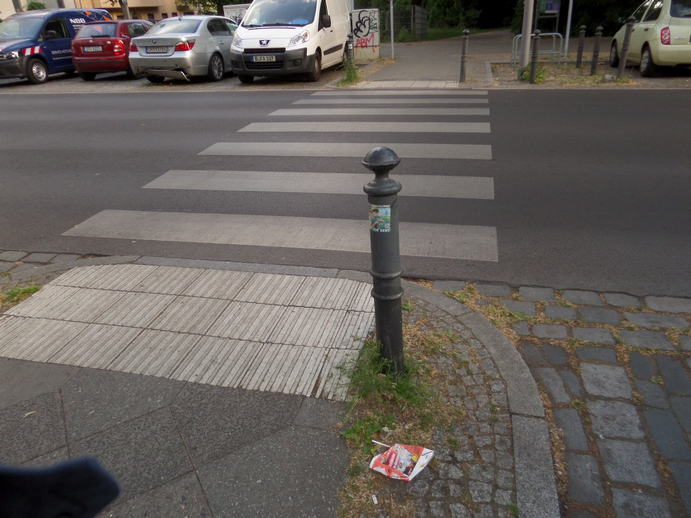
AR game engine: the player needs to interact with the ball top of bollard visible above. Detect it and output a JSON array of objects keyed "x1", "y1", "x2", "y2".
[
  {"x1": 463, "y1": 28, "x2": 470, "y2": 35},
  {"x1": 362, "y1": 146, "x2": 401, "y2": 175}
]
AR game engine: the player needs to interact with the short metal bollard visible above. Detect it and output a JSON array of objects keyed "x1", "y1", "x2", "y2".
[
  {"x1": 347, "y1": 32, "x2": 355, "y2": 62},
  {"x1": 617, "y1": 17, "x2": 635, "y2": 79},
  {"x1": 362, "y1": 147, "x2": 405, "y2": 376},
  {"x1": 576, "y1": 25, "x2": 586, "y2": 68},
  {"x1": 459, "y1": 28, "x2": 470, "y2": 83},
  {"x1": 590, "y1": 26, "x2": 603, "y2": 75},
  {"x1": 529, "y1": 30, "x2": 541, "y2": 84}
]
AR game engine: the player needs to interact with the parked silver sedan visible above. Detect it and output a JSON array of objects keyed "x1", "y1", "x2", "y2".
[{"x1": 129, "y1": 15, "x2": 237, "y2": 83}]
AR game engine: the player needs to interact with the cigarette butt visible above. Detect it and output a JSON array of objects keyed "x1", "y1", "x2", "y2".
[{"x1": 372, "y1": 495, "x2": 378, "y2": 505}]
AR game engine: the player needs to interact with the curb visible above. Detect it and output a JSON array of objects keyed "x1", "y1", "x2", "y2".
[{"x1": 1, "y1": 255, "x2": 559, "y2": 517}]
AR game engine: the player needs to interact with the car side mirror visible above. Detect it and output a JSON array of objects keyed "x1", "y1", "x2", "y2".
[
  {"x1": 45, "y1": 30, "x2": 58, "y2": 40},
  {"x1": 321, "y1": 14, "x2": 331, "y2": 28}
]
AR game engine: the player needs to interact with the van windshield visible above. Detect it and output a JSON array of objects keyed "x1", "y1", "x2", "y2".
[
  {"x1": 0, "y1": 16, "x2": 44, "y2": 40},
  {"x1": 242, "y1": 0, "x2": 317, "y2": 27},
  {"x1": 671, "y1": 0, "x2": 691, "y2": 17}
]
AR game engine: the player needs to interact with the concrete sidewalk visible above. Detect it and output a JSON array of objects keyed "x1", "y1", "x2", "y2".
[{"x1": 0, "y1": 255, "x2": 558, "y2": 517}]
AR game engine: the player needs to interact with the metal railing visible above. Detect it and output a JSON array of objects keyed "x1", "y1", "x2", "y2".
[{"x1": 512, "y1": 32, "x2": 564, "y2": 64}]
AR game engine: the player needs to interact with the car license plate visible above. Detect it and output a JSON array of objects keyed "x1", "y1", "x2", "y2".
[
  {"x1": 253, "y1": 55, "x2": 275, "y2": 62},
  {"x1": 147, "y1": 46, "x2": 169, "y2": 54},
  {"x1": 83, "y1": 46, "x2": 102, "y2": 52}
]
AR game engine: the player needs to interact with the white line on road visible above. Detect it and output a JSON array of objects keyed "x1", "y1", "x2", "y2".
[
  {"x1": 199, "y1": 142, "x2": 492, "y2": 160},
  {"x1": 63, "y1": 210, "x2": 499, "y2": 262},
  {"x1": 311, "y1": 90, "x2": 488, "y2": 96},
  {"x1": 143, "y1": 170, "x2": 495, "y2": 200},
  {"x1": 293, "y1": 98, "x2": 489, "y2": 105},
  {"x1": 269, "y1": 107, "x2": 490, "y2": 116},
  {"x1": 239, "y1": 122, "x2": 491, "y2": 133}
]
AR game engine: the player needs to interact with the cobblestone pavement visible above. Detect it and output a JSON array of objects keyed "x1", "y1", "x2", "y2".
[
  {"x1": 434, "y1": 280, "x2": 691, "y2": 518},
  {"x1": 393, "y1": 294, "x2": 517, "y2": 518}
]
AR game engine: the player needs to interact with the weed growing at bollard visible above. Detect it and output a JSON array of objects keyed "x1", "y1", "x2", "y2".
[
  {"x1": 520, "y1": 65, "x2": 546, "y2": 83},
  {"x1": 338, "y1": 59, "x2": 361, "y2": 86}
]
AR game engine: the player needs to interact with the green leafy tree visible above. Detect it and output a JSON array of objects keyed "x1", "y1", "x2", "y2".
[{"x1": 26, "y1": 1, "x2": 46, "y2": 9}]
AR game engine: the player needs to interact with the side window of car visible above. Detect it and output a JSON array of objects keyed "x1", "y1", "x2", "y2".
[
  {"x1": 642, "y1": 0, "x2": 663, "y2": 21},
  {"x1": 224, "y1": 20, "x2": 237, "y2": 34},
  {"x1": 631, "y1": 0, "x2": 653, "y2": 22},
  {"x1": 44, "y1": 18, "x2": 70, "y2": 39},
  {"x1": 128, "y1": 23, "x2": 148, "y2": 37}
]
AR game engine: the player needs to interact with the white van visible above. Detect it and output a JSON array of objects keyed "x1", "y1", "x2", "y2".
[{"x1": 229, "y1": 0, "x2": 349, "y2": 82}]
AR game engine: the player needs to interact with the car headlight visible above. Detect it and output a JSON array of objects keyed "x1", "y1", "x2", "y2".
[
  {"x1": 232, "y1": 34, "x2": 243, "y2": 48},
  {"x1": 288, "y1": 30, "x2": 309, "y2": 47},
  {"x1": 1, "y1": 50, "x2": 19, "y2": 60}
]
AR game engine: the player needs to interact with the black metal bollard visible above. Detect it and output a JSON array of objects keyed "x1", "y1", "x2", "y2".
[
  {"x1": 459, "y1": 28, "x2": 470, "y2": 83},
  {"x1": 529, "y1": 30, "x2": 541, "y2": 84},
  {"x1": 347, "y1": 32, "x2": 354, "y2": 62},
  {"x1": 617, "y1": 17, "x2": 635, "y2": 79},
  {"x1": 362, "y1": 147, "x2": 404, "y2": 377},
  {"x1": 590, "y1": 26, "x2": 603, "y2": 75},
  {"x1": 576, "y1": 25, "x2": 586, "y2": 68}
]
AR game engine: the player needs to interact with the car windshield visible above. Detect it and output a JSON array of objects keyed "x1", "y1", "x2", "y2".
[
  {"x1": 671, "y1": 0, "x2": 691, "y2": 17},
  {"x1": 148, "y1": 18, "x2": 201, "y2": 35},
  {"x1": 0, "y1": 16, "x2": 44, "y2": 40},
  {"x1": 242, "y1": 0, "x2": 317, "y2": 27},
  {"x1": 76, "y1": 23, "x2": 117, "y2": 38}
]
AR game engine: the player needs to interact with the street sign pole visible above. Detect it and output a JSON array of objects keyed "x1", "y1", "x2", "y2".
[
  {"x1": 519, "y1": 0, "x2": 535, "y2": 68},
  {"x1": 389, "y1": 0, "x2": 395, "y2": 59}
]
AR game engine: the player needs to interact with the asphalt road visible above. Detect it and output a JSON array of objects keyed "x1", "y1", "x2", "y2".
[{"x1": 0, "y1": 88, "x2": 689, "y2": 296}]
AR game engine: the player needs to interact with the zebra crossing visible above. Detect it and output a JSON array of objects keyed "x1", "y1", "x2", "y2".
[{"x1": 64, "y1": 88, "x2": 497, "y2": 265}]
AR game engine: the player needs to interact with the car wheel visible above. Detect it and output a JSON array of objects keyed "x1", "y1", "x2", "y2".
[
  {"x1": 146, "y1": 75, "x2": 165, "y2": 84},
  {"x1": 238, "y1": 74, "x2": 253, "y2": 84},
  {"x1": 207, "y1": 53, "x2": 224, "y2": 82},
  {"x1": 609, "y1": 41, "x2": 619, "y2": 68},
  {"x1": 25, "y1": 58, "x2": 48, "y2": 84},
  {"x1": 640, "y1": 46, "x2": 657, "y2": 77},
  {"x1": 79, "y1": 72, "x2": 96, "y2": 81},
  {"x1": 306, "y1": 52, "x2": 321, "y2": 82}
]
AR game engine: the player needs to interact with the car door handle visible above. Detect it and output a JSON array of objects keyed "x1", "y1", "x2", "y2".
[{"x1": 644, "y1": 28, "x2": 649, "y2": 31}]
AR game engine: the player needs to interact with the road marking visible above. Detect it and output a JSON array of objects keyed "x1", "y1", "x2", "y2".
[
  {"x1": 199, "y1": 142, "x2": 492, "y2": 160},
  {"x1": 269, "y1": 107, "x2": 490, "y2": 116},
  {"x1": 312, "y1": 90, "x2": 487, "y2": 96},
  {"x1": 63, "y1": 210, "x2": 499, "y2": 262},
  {"x1": 144, "y1": 170, "x2": 494, "y2": 200},
  {"x1": 239, "y1": 122, "x2": 491, "y2": 133},
  {"x1": 293, "y1": 98, "x2": 489, "y2": 105}
]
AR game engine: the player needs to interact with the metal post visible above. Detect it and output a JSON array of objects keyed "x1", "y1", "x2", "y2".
[
  {"x1": 519, "y1": 0, "x2": 535, "y2": 68},
  {"x1": 576, "y1": 25, "x2": 586, "y2": 67},
  {"x1": 362, "y1": 147, "x2": 404, "y2": 376},
  {"x1": 347, "y1": 32, "x2": 354, "y2": 62},
  {"x1": 617, "y1": 17, "x2": 635, "y2": 79},
  {"x1": 564, "y1": 0, "x2": 574, "y2": 57},
  {"x1": 389, "y1": 0, "x2": 395, "y2": 60},
  {"x1": 529, "y1": 30, "x2": 541, "y2": 84},
  {"x1": 590, "y1": 26, "x2": 603, "y2": 75},
  {"x1": 459, "y1": 29, "x2": 470, "y2": 83}
]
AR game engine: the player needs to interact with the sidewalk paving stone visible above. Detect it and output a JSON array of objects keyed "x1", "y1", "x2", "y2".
[
  {"x1": 599, "y1": 439, "x2": 660, "y2": 486},
  {"x1": 603, "y1": 292, "x2": 640, "y2": 307},
  {"x1": 612, "y1": 489, "x2": 672, "y2": 518},
  {"x1": 620, "y1": 329, "x2": 674, "y2": 350},
  {"x1": 624, "y1": 311, "x2": 688, "y2": 329},
  {"x1": 567, "y1": 453, "x2": 604, "y2": 504},
  {"x1": 534, "y1": 323, "x2": 568, "y2": 339},
  {"x1": 0, "y1": 251, "x2": 27, "y2": 262},
  {"x1": 575, "y1": 346, "x2": 617, "y2": 363},
  {"x1": 475, "y1": 283, "x2": 511, "y2": 297},
  {"x1": 554, "y1": 408, "x2": 588, "y2": 451},
  {"x1": 23, "y1": 252, "x2": 57, "y2": 263},
  {"x1": 581, "y1": 363, "x2": 632, "y2": 399},
  {"x1": 518, "y1": 286, "x2": 555, "y2": 301},
  {"x1": 644, "y1": 408, "x2": 691, "y2": 460},
  {"x1": 573, "y1": 327, "x2": 615, "y2": 345},
  {"x1": 645, "y1": 296, "x2": 691, "y2": 314},
  {"x1": 578, "y1": 306, "x2": 621, "y2": 325},
  {"x1": 587, "y1": 400, "x2": 644, "y2": 439},
  {"x1": 563, "y1": 290, "x2": 602, "y2": 306},
  {"x1": 545, "y1": 305, "x2": 577, "y2": 320}
]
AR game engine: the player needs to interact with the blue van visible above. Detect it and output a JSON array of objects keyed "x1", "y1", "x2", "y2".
[{"x1": 0, "y1": 8, "x2": 111, "y2": 84}]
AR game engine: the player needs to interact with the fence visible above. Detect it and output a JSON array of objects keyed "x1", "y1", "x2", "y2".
[{"x1": 379, "y1": 5, "x2": 428, "y2": 40}]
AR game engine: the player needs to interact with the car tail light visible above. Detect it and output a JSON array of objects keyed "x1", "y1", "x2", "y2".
[
  {"x1": 130, "y1": 42, "x2": 138, "y2": 51},
  {"x1": 175, "y1": 40, "x2": 195, "y2": 51},
  {"x1": 113, "y1": 40, "x2": 125, "y2": 55},
  {"x1": 661, "y1": 26, "x2": 671, "y2": 45}
]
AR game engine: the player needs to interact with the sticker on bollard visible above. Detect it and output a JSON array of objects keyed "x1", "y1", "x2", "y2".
[{"x1": 369, "y1": 204, "x2": 391, "y2": 232}]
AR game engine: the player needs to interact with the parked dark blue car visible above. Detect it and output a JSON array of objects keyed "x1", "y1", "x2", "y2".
[{"x1": 0, "y1": 8, "x2": 112, "y2": 84}]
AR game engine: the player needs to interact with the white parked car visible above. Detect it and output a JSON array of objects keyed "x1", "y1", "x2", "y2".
[
  {"x1": 610, "y1": 0, "x2": 691, "y2": 76},
  {"x1": 129, "y1": 15, "x2": 237, "y2": 83}
]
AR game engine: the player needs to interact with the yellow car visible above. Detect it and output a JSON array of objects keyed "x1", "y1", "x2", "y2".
[{"x1": 609, "y1": 0, "x2": 691, "y2": 76}]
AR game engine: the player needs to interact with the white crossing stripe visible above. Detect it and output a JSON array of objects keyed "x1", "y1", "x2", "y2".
[
  {"x1": 199, "y1": 142, "x2": 492, "y2": 160},
  {"x1": 239, "y1": 122, "x2": 490, "y2": 133},
  {"x1": 269, "y1": 107, "x2": 490, "y2": 116},
  {"x1": 143, "y1": 170, "x2": 494, "y2": 200},
  {"x1": 63, "y1": 210, "x2": 499, "y2": 262},
  {"x1": 294, "y1": 98, "x2": 489, "y2": 105},
  {"x1": 312, "y1": 90, "x2": 487, "y2": 96}
]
